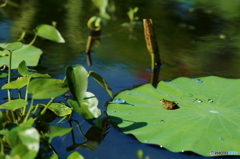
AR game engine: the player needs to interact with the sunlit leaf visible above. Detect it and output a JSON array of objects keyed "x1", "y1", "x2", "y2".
[
  {"x1": 10, "y1": 144, "x2": 37, "y2": 159},
  {"x1": 35, "y1": 24, "x2": 65, "y2": 43},
  {"x1": 49, "y1": 154, "x2": 58, "y2": 159},
  {"x1": 67, "y1": 152, "x2": 85, "y2": 159},
  {"x1": 47, "y1": 103, "x2": 72, "y2": 117},
  {"x1": 107, "y1": 76, "x2": 240, "y2": 156},
  {"x1": 88, "y1": 71, "x2": 112, "y2": 98},
  {"x1": 46, "y1": 126, "x2": 72, "y2": 143},
  {"x1": 0, "y1": 44, "x2": 42, "y2": 69},
  {"x1": 6, "y1": 42, "x2": 23, "y2": 51},
  {"x1": 2, "y1": 76, "x2": 28, "y2": 89},
  {"x1": 66, "y1": 65, "x2": 88, "y2": 105},
  {"x1": 0, "y1": 99, "x2": 27, "y2": 111},
  {"x1": 28, "y1": 78, "x2": 68, "y2": 99},
  {"x1": 68, "y1": 92, "x2": 100, "y2": 120},
  {"x1": 18, "y1": 60, "x2": 50, "y2": 78},
  {"x1": 7, "y1": 126, "x2": 39, "y2": 159}
]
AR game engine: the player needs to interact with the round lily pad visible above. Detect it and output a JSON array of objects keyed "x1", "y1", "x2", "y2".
[{"x1": 107, "y1": 76, "x2": 240, "y2": 156}]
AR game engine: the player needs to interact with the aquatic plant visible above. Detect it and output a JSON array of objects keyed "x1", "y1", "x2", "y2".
[
  {"x1": 0, "y1": 24, "x2": 111, "y2": 157},
  {"x1": 107, "y1": 76, "x2": 240, "y2": 157}
]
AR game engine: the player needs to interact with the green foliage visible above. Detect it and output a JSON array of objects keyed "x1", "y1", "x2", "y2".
[
  {"x1": 88, "y1": 71, "x2": 112, "y2": 98},
  {"x1": 2, "y1": 76, "x2": 28, "y2": 89},
  {"x1": 0, "y1": 99, "x2": 27, "y2": 111},
  {"x1": 6, "y1": 42, "x2": 23, "y2": 51},
  {"x1": 87, "y1": 16, "x2": 101, "y2": 31},
  {"x1": 121, "y1": 7, "x2": 141, "y2": 27},
  {"x1": 28, "y1": 78, "x2": 68, "y2": 99},
  {"x1": 68, "y1": 92, "x2": 100, "y2": 120},
  {"x1": 18, "y1": 60, "x2": 50, "y2": 78},
  {"x1": 5, "y1": 119, "x2": 39, "y2": 159},
  {"x1": 66, "y1": 65, "x2": 88, "y2": 105},
  {"x1": 107, "y1": 76, "x2": 240, "y2": 156},
  {"x1": 0, "y1": 33, "x2": 109, "y2": 158},
  {"x1": 35, "y1": 24, "x2": 65, "y2": 43},
  {"x1": 91, "y1": 0, "x2": 110, "y2": 19},
  {"x1": 0, "y1": 43, "x2": 42, "y2": 69},
  {"x1": 0, "y1": 73, "x2": 7, "y2": 78},
  {"x1": 67, "y1": 152, "x2": 85, "y2": 159},
  {"x1": 44, "y1": 103, "x2": 72, "y2": 117}
]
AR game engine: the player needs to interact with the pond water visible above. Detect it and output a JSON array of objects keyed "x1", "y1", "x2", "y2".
[{"x1": 0, "y1": 0, "x2": 240, "y2": 158}]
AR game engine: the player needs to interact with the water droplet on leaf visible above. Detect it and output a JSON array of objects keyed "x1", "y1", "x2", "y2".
[
  {"x1": 209, "y1": 110, "x2": 219, "y2": 114},
  {"x1": 160, "y1": 120, "x2": 165, "y2": 123},
  {"x1": 219, "y1": 138, "x2": 224, "y2": 140},
  {"x1": 188, "y1": 94, "x2": 193, "y2": 97},
  {"x1": 197, "y1": 100, "x2": 202, "y2": 103},
  {"x1": 110, "y1": 99, "x2": 126, "y2": 104},
  {"x1": 208, "y1": 99, "x2": 213, "y2": 103},
  {"x1": 196, "y1": 79, "x2": 202, "y2": 83}
]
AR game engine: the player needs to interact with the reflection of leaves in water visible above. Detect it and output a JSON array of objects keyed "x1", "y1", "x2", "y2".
[{"x1": 66, "y1": 117, "x2": 110, "y2": 151}]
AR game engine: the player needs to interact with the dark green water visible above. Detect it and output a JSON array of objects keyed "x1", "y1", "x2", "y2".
[{"x1": 1, "y1": 0, "x2": 240, "y2": 158}]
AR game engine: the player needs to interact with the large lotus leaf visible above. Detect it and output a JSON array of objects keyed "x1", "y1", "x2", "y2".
[
  {"x1": 0, "y1": 43, "x2": 42, "y2": 69},
  {"x1": 107, "y1": 76, "x2": 240, "y2": 157}
]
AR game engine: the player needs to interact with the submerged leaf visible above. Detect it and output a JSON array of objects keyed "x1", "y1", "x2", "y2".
[
  {"x1": 46, "y1": 126, "x2": 72, "y2": 143},
  {"x1": 107, "y1": 76, "x2": 240, "y2": 157},
  {"x1": 35, "y1": 24, "x2": 65, "y2": 43}
]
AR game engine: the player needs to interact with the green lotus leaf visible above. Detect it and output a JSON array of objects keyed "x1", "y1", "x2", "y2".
[
  {"x1": 35, "y1": 24, "x2": 65, "y2": 43},
  {"x1": 107, "y1": 76, "x2": 240, "y2": 157},
  {"x1": 0, "y1": 44, "x2": 42, "y2": 69}
]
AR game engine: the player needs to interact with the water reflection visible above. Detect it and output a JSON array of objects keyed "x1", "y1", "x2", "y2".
[{"x1": 1, "y1": 0, "x2": 240, "y2": 158}]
